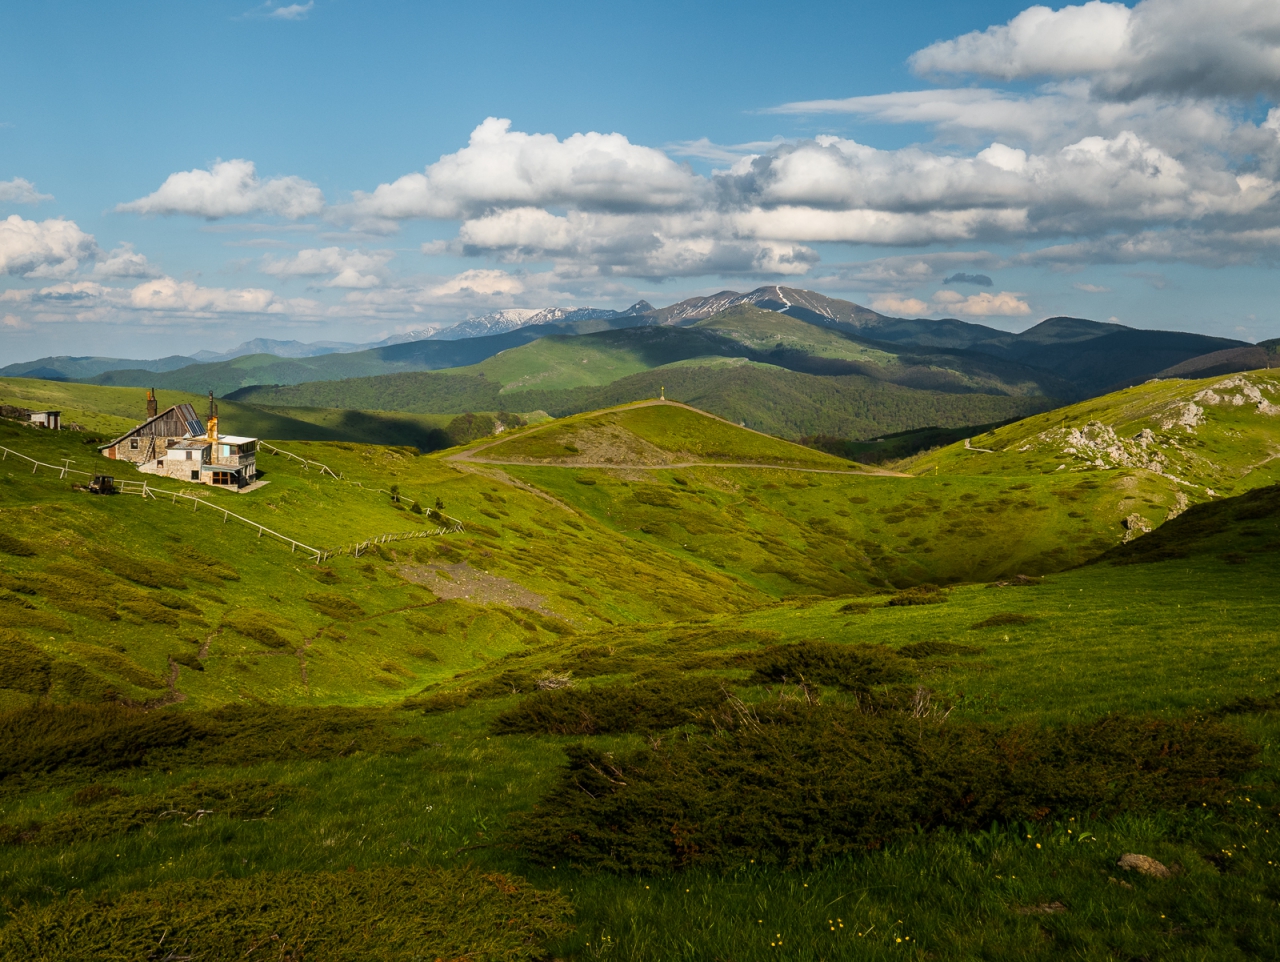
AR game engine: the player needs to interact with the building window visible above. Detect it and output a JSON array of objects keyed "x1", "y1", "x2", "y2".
[
  {"x1": 185, "y1": 450, "x2": 192, "y2": 460},
  {"x1": 191, "y1": 470, "x2": 200, "y2": 481},
  {"x1": 130, "y1": 439, "x2": 138, "y2": 450}
]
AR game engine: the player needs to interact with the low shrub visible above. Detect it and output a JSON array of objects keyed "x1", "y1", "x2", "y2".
[
  {"x1": 971, "y1": 612, "x2": 1038, "y2": 629},
  {"x1": 0, "y1": 533, "x2": 36, "y2": 557},
  {"x1": 305, "y1": 592, "x2": 366, "y2": 620},
  {"x1": 548, "y1": 644, "x2": 637, "y2": 677},
  {"x1": 222, "y1": 615, "x2": 290, "y2": 650},
  {"x1": 171, "y1": 545, "x2": 241, "y2": 583},
  {"x1": 2, "y1": 606, "x2": 69, "y2": 632},
  {"x1": 119, "y1": 598, "x2": 180, "y2": 626},
  {"x1": 0, "y1": 867, "x2": 570, "y2": 962},
  {"x1": 492, "y1": 678, "x2": 728, "y2": 736},
  {"x1": 0, "y1": 632, "x2": 52, "y2": 696},
  {"x1": 511, "y1": 707, "x2": 1258, "y2": 872},
  {"x1": 886, "y1": 584, "x2": 946, "y2": 607},
  {"x1": 63, "y1": 645, "x2": 166, "y2": 691},
  {"x1": 170, "y1": 651, "x2": 204, "y2": 672},
  {"x1": 837, "y1": 601, "x2": 872, "y2": 614},
  {"x1": 0, "y1": 779, "x2": 294, "y2": 846},
  {"x1": 898, "y1": 641, "x2": 984, "y2": 659},
  {"x1": 633, "y1": 486, "x2": 679, "y2": 508},
  {"x1": 741, "y1": 640, "x2": 913, "y2": 692},
  {"x1": 404, "y1": 691, "x2": 473, "y2": 714},
  {"x1": 91, "y1": 550, "x2": 185, "y2": 590},
  {"x1": 0, "y1": 704, "x2": 424, "y2": 781}
]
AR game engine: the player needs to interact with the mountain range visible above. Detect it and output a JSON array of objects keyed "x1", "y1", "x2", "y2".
[
  {"x1": 0, "y1": 302, "x2": 658, "y2": 380},
  {"x1": 1, "y1": 287, "x2": 1263, "y2": 418}
]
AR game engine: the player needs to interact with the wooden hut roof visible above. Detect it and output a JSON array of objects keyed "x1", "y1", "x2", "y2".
[{"x1": 98, "y1": 403, "x2": 205, "y2": 451}]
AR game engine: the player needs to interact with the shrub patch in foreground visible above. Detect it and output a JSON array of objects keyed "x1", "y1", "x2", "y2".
[
  {"x1": 0, "y1": 704, "x2": 424, "y2": 782},
  {"x1": 0, "y1": 867, "x2": 571, "y2": 962},
  {"x1": 511, "y1": 706, "x2": 1258, "y2": 872},
  {"x1": 740, "y1": 640, "x2": 914, "y2": 692},
  {"x1": 0, "y1": 779, "x2": 294, "y2": 846},
  {"x1": 493, "y1": 678, "x2": 728, "y2": 735}
]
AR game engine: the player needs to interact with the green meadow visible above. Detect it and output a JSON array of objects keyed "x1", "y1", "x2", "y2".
[{"x1": 0, "y1": 373, "x2": 1277, "y2": 960}]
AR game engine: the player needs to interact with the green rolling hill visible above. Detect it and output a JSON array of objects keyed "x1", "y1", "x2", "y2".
[
  {"x1": 0, "y1": 377, "x2": 1277, "y2": 959},
  {"x1": 907, "y1": 370, "x2": 1280, "y2": 497}
]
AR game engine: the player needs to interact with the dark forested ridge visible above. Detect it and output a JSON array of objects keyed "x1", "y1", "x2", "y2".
[{"x1": 232, "y1": 364, "x2": 1054, "y2": 441}]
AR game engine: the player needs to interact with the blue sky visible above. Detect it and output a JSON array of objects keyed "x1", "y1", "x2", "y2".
[{"x1": 3, "y1": 0, "x2": 1280, "y2": 361}]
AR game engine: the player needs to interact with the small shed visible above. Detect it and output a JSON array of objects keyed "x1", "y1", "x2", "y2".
[{"x1": 29, "y1": 411, "x2": 60, "y2": 430}]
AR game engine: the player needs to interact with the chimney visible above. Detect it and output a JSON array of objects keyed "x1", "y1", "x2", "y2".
[
  {"x1": 206, "y1": 389, "x2": 219, "y2": 441},
  {"x1": 146, "y1": 388, "x2": 158, "y2": 419}
]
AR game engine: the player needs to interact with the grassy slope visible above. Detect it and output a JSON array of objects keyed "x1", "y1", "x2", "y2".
[
  {"x1": 2, "y1": 382, "x2": 1278, "y2": 960},
  {"x1": 462, "y1": 327, "x2": 736, "y2": 393},
  {"x1": 0, "y1": 377, "x2": 459, "y2": 451},
  {"x1": 906, "y1": 370, "x2": 1280, "y2": 499},
  {"x1": 470, "y1": 402, "x2": 855, "y2": 469}
]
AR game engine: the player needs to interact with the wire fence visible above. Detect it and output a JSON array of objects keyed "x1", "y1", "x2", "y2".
[
  {"x1": 259, "y1": 441, "x2": 438, "y2": 512},
  {"x1": 0, "y1": 443, "x2": 463, "y2": 565},
  {"x1": 323, "y1": 523, "x2": 466, "y2": 561}
]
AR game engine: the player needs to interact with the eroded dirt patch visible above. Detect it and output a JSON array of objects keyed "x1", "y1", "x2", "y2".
[{"x1": 396, "y1": 563, "x2": 552, "y2": 613}]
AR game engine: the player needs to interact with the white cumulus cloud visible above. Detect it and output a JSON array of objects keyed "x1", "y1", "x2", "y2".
[
  {"x1": 261, "y1": 247, "x2": 394, "y2": 288},
  {"x1": 269, "y1": 2, "x2": 313, "y2": 19},
  {"x1": 870, "y1": 294, "x2": 930, "y2": 316},
  {"x1": 0, "y1": 215, "x2": 99, "y2": 278},
  {"x1": 92, "y1": 243, "x2": 160, "y2": 279},
  {"x1": 910, "y1": 0, "x2": 1280, "y2": 101},
  {"x1": 337, "y1": 117, "x2": 704, "y2": 230},
  {"x1": 430, "y1": 269, "x2": 530, "y2": 298},
  {"x1": 932, "y1": 289, "x2": 1032, "y2": 316},
  {"x1": 0, "y1": 178, "x2": 52, "y2": 205},
  {"x1": 118, "y1": 159, "x2": 325, "y2": 219}
]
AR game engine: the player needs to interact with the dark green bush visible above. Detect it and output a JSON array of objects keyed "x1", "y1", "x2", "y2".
[
  {"x1": 445, "y1": 412, "x2": 497, "y2": 445},
  {"x1": 886, "y1": 584, "x2": 946, "y2": 606},
  {"x1": 511, "y1": 707, "x2": 1258, "y2": 872},
  {"x1": 741, "y1": 640, "x2": 913, "y2": 691},
  {"x1": 0, "y1": 533, "x2": 36, "y2": 557},
  {"x1": 305, "y1": 591, "x2": 365, "y2": 620},
  {"x1": 222, "y1": 615, "x2": 290, "y2": 649},
  {"x1": 898, "y1": 641, "x2": 983, "y2": 659},
  {"x1": 0, "y1": 867, "x2": 570, "y2": 962},
  {"x1": 170, "y1": 651, "x2": 204, "y2": 672},
  {"x1": 404, "y1": 691, "x2": 473, "y2": 714},
  {"x1": 0, "y1": 704, "x2": 423, "y2": 781},
  {"x1": 971, "y1": 612, "x2": 1037, "y2": 629},
  {"x1": 171, "y1": 545, "x2": 241, "y2": 582},
  {"x1": 1, "y1": 779, "x2": 294, "y2": 846},
  {"x1": 91, "y1": 550, "x2": 185, "y2": 589},
  {"x1": 633, "y1": 486, "x2": 679, "y2": 508},
  {"x1": 0, "y1": 632, "x2": 52, "y2": 695},
  {"x1": 492, "y1": 678, "x2": 728, "y2": 736}
]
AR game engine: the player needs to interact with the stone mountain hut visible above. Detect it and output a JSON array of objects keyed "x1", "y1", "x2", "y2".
[{"x1": 98, "y1": 390, "x2": 259, "y2": 489}]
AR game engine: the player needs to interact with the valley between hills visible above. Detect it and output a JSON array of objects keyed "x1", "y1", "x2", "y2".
[{"x1": 0, "y1": 350, "x2": 1277, "y2": 956}]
